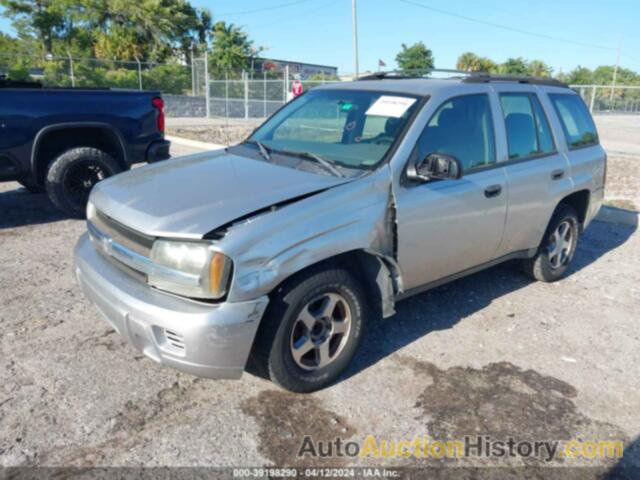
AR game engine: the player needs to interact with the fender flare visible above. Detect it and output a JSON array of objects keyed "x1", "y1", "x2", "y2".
[{"x1": 30, "y1": 122, "x2": 128, "y2": 179}]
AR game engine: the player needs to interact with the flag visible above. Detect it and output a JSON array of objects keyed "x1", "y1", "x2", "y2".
[{"x1": 378, "y1": 59, "x2": 386, "y2": 68}]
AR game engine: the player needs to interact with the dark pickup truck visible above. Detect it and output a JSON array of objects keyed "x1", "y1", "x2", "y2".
[{"x1": 0, "y1": 79, "x2": 170, "y2": 217}]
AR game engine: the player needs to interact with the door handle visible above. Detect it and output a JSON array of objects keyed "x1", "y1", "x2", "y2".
[
  {"x1": 551, "y1": 169, "x2": 565, "y2": 180},
  {"x1": 484, "y1": 184, "x2": 502, "y2": 198}
]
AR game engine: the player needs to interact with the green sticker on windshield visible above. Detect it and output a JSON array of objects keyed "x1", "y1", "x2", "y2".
[{"x1": 340, "y1": 102, "x2": 354, "y2": 112}]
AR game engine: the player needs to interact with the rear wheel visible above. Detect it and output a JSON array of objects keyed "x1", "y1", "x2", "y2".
[
  {"x1": 45, "y1": 147, "x2": 122, "y2": 218},
  {"x1": 524, "y1": 204, "x2": 579, "y2": 282},
  {"x1": 251, "y1": 267, "x2": 366, "y2": 393}
]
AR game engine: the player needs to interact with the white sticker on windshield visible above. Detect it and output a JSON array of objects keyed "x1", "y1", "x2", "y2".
[{"x1": 366, "y1": 96, "x2": 416, "y2": 118}]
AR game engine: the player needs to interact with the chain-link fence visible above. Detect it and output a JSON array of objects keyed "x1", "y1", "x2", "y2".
[
  {"x1": 0, "y1": 53, "x2": 194, "y2": 94},
  {"x1": 8, "y1": 53, "x2": 640, "y2": 119},
  {"x1": 206, "y1": 69, "x2": 339, "y2": 120},
  {"x1": 571, "y1": 85, "x2": 640, "y2": 114},
  {"x1": 0, "y1": 53, "x2": 340, "y2": 120}
]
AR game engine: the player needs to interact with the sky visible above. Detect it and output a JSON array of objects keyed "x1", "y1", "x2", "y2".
[{"x1": 1, "y1": 0, "x2": 639, "y2": 75}]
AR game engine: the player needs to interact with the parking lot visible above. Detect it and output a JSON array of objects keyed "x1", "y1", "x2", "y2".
[{"x1": 1, "y1": 116, "x2": 639, "y2": 476}]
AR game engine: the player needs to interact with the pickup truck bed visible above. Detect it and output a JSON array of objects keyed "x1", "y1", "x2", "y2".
[{"x1": 0, "y1": 81, "x2": 170, "y2": 217}]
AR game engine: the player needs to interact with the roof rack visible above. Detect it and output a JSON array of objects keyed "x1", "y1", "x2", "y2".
[
  {"x1": 358, "y1": 69, "x2": 470, "y2": 81},
  {"x1": 462, "y1": 74, "x2": 568, "y2": 88},
  {"x1": 357, "y1": 69, "x2": 568, "y2": 88}
]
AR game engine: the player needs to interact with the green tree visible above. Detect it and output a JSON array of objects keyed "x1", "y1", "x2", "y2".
[
  {"x1": 527, "y1": 59, "x2": 552, "y2": 78},
  {"x1": 395, "y1": 42, "x2": 434, "y2": 71},
  {"x1": 8, "y1": 58, "x2": 31, "y2": 81},
  {"x1": 142, "y1": 64, "x2": 191, "y2": 93},
  {"x1": 1, "y1": 0, "x2": 211, "y2": 62},
  {"x1": 88, "y1": 0, "x2": 208, "y2": 62},
  {"x1": 0, "y1": 0, "x2": 66, "y2": 55},
  {"x1": 559, "y1": 66, "x2": 593, "y2": 85},
  {"x1": 43, "y1": 59, "x2": 72, "y2": 86},
  {"x1": 499, "y1": 57, "x2": 529, "y2": 75},
  {"x1": 456, "y1": 52, "x2": 496, "y2": 73},
  {"x1": 209, "y1": 21, "x2": 254, "y2": 72},
  {"x1": 0, "y1": 31, "x2": 18, "y2": 53},
  {"x1": 456, "y1": 52, "x2": 480, "y2": 71},
  {"x1": 477, "y1": 57, "x2": 497, "y2": 73}
]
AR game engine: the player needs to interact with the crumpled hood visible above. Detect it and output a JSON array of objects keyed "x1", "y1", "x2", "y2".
[{"x1": 90, "y1": 150, "x2": 352, "y2": 238}]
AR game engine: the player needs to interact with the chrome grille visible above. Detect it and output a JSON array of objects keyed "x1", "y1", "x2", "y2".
[
  {"x1": 89, "y1": 210, "x2": 154, "y2": 257},
  {"x1": 87, "y1": 207, "x2": 202, "y2": 294},
  {"x1": 87, "y1": 208, "x2": 155, "y2": 281}
]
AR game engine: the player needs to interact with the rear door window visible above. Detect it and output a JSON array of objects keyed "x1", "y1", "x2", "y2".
[
  {"x1": 549, "y1": 94, "x2": 599, "y2": 149},
  {"x1": 499, "y1": 93, "x2": 555, "y2": 159}
]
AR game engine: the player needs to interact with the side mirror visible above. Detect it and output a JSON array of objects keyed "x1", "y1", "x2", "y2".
[{"x1": 409, "y1": 153, "x2": 463, "y2": 181}]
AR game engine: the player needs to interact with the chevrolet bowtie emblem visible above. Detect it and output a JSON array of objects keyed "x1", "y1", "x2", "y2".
[{"x1": 101, "y1": 235, "x2": 113, "y2": 255}]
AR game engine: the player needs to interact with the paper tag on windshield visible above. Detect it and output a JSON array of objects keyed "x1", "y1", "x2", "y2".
[{"x1": 366, "y1": 96, "x2": 416, "y2": 118}]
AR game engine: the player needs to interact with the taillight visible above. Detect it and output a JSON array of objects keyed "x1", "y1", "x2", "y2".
[{"x1": 152, "y1": 96, "x2": 165, "y2": 133}]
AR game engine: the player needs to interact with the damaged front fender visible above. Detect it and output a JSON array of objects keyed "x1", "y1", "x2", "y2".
[{"x1": 217, "y1": 166, "x2": 401, "y2": 317}]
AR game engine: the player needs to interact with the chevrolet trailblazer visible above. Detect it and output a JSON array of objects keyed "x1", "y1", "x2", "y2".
[{"x1": 74, "y1": 73, "x2": 606, "y2": 392}]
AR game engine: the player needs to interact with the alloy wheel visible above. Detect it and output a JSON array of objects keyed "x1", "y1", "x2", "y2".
[
  {"x1": 547, "y1": 220, "x2": 574, "y2": 269},
  {"x1": 289, "y1": 292, "x2": 352, "y2": 371}
]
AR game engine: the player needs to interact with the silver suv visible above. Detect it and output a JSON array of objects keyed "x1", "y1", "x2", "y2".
[{"x1": 74, "y1": 74, "x2": 606, "y2": 392}]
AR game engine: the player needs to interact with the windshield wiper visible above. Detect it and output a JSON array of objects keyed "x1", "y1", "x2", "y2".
[
  {"x1": 280, "y1": 150, "x2": 344, "y2": 177},
  {"x1": 245, "y1": 139, "x2": 271, "y2": 161}
]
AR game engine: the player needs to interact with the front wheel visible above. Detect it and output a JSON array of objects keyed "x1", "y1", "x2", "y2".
[
  {"x1": 524, "y1": 204, "x2": 579, "y2": 282},
  {"x1": 45, "y1": 147, "x2": 122, "y2": 218},
  {"x1": 251, "y1": 267, "x2": 366, "y2": 393}
]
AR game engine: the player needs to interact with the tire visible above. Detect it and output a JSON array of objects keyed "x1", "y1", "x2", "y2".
[
  {"x1": 524, "y1": 204, "x2": 579, "y2": 282},
  {"x1": 17, "y1": 179, "x2": 44, "y2": 193},
  {"x1": 45, "y1": 147, "x2": 122, "y2": 218},
  {"x1": 251, "y1": 266, "x2": 366, "y2": 393}
]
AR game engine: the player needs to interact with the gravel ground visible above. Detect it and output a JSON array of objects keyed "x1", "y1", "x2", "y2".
[
  {"x1": 1, "y1": 116, "x2": 639, "y2": 477},
  {"x1": 167, "y1": 117, "x2": 260, "y2": 147}
]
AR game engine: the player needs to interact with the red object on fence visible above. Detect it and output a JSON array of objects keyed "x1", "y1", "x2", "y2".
[{"x1": 292, "y1": 79, "x2": 303, "y2": 97}]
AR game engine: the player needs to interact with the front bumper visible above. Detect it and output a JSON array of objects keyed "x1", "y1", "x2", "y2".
[{"x1": 74, "y1": 233, "x2": 268, "y2": 379}]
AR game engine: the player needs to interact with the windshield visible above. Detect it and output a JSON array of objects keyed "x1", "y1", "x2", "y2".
[{"x1": 248, "y1": 89, "x2": 420, "y2": 170}]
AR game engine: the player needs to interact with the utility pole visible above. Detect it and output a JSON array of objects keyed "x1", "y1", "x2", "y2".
[
  {"x1": 352, "y1": 0, "x2": 359, "y2": 79},
  {"x1": 204, "y1": 50, "x2": 210, "y2": 118},
  {"x1": 190, "y1": 44, "x2": 196, "y2": 96},
  {"x1": 610, "y1": 35, "x2": 622, "y2": 101},
  {"x1": 134, "y1": 56, "x2": 142, "y2": 91},
  {"x1": 67, "y1": 51, "x2": 75, "y2": 87}
]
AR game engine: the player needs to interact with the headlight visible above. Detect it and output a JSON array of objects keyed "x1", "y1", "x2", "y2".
[{"x1": 149, "y1": 240, "x2": 232, "y2": 299}]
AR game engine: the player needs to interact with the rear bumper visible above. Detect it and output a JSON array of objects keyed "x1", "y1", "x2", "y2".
[
  {"x1": 585, "y1": 187, "x2": 604, "y2": 229},
  {"x1": 73, "y1": 233, "x2": 268, "y2": 379},
  {"x1": 146, "y1": 140, "x2": 171, "y2": 163}
]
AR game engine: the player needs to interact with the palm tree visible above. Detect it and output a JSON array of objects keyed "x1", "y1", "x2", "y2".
[
  {"x1": 528, "y1": 60, "x2": 552, "y2": 78},
  {"x1": 210, "y1": 21, "x2": 254, "y2": 72},
  {"x1": 475, "y1": 57, "x2": 496, "y2": 73},
  {"x1": 456, "y1": 52, "x2": 480, "y2": 71}
]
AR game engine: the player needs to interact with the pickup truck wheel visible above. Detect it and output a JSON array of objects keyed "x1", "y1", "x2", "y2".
[
  {"x1": 45, "y1": 147, "x2": 122, "y2": 218},
  {"x1": 252, "y1": 267, "x2": 366, "y2": 393},
  {"x1": 524, "y1": 204, "x2": 579, "y2": 282}
]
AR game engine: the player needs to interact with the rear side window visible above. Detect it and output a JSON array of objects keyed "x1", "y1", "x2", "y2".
[
  {"x1": 549, "y1": 94, "x2": 598, "y2": 149},
  {"x1": 499, "y1": 93, "x2": 555, "y2": 159},
  {"x1": 417, "y1": 94, "x2": 496, "y2": 172}
]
